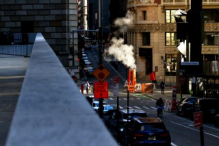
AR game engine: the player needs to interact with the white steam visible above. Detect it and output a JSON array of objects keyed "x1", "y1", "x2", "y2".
[
  {"x1": 114, "y1": 11, "x2": 134, "y2": 33},
  {"x1": 108, "y1": 37, "x2": 136, "y2": 69},
  {"x1": 106, "y1": 11, "x2": 136, "y2": 69}
]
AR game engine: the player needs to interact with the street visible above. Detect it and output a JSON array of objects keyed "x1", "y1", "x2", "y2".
[{"x1": 83, "y1": 46, "x2": 219, "y2": 146}]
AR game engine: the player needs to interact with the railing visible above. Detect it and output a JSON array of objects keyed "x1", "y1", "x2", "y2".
[
  {"x1": 0, "y1": 33, "x2": 36, "y2": 57},
  {"x1": 6, "y1": 33, "x2": 117, "y2": 146},
  {"x1": 162, "y1": 0, "x2": 187, "y2": 5},
  {"x1": 162, "y1": 0, "x2": 219, "y2": 5}
]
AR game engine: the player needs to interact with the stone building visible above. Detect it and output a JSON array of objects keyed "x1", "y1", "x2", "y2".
[
  {"x1": 0, "y1": 0, "x2": 78, "y2": 68},
  {"x1": 127, "y1": 0, "x2": 219, "y2": 86}
]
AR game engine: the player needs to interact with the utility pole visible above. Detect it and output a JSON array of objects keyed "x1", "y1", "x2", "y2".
[
  {"x1": 187, "y1": 0, "x2": 203, "y2": 96},
  {"x1": 98, "y1": 0, "x2": 103, "y2": 118}
]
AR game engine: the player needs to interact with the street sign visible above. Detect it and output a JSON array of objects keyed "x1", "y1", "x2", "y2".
[
  {"x1": 93, "y1": 64, "x2": 110, "y2": 82},
  {"x1": 193, "y1": 111, "x2": 203, "y2": 128},
  {"x1": 181, "y1": 62, "x2": 199, "y2": 65},
  {"x1": 94, "y1": 81, "x2": 108, "y2": 98}
]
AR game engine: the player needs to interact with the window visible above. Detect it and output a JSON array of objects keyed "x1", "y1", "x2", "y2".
[
  {"x1": 143, "y1": 11, "x2": 147, "y2": 20},
  {"x1": 165, "y1": 54, "x2": 177, "y2": 76},
  {"x1": 165, "y1": 33, "x2": 177, "y2": 46},
  {"x1": 142, "y1": 32, "x2": 150, "y2": 46},
  {"x1": 203, "y1": 32, "x2": 219, "y2": 45},
  {"x1": 165, "y1": 9, "x2": 186, "y2": 23}
]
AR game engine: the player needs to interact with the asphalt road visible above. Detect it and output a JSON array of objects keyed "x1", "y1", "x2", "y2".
[{"x1": 84, "y1": 46, "x2": 219, "y2": 146}]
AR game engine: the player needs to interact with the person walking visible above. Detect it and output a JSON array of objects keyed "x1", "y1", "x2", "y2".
[
  {"x1": 80, "y1": 84, "x2": 84, "y2": 94},
  {"x1": 85, "y1": 81, "x2": 90, "y2": 94},
  {"x1": 160, "y1": 81, "x2": 165, "y2": 94}
]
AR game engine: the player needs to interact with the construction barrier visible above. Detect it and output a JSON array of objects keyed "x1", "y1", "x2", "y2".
[
  {"x1": 164, "y1": 99, "x2": 177, "y2": 112},
  {"x1": 164, "y1": 99, "x2": 172, "y2": 112},
  {"x1": 142, "y1": 83, "x2": 153, "y2": 93},
  {"x1": 128, "y1": 85, "x2": 135, "y2": 93}
]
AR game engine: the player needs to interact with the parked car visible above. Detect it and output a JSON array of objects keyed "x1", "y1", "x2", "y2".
[
  {"x1": 176, "y1": 96, "x2": 198, "y2": 117},
  {"x1": 84, "y1": 59, "x2": 92, "y2": 67},
  {"x1": 92, "y1": 99, "x2": 108, "y2": 112},
  {"x1": 195, "y1": 98, "x2": 219, "y2": 122},
  {"x1": 84, "y1": 42, "x2": 92, "y2": 50},
  {"x1": 82, "y1": 56, "x2": 89, "y2": 60},
  {"x1": 121, "y1": 117, "x2": 171, "y2": 146},
  {"x1": 82, "y1": 53, "x2": 87, "y2": 57}
]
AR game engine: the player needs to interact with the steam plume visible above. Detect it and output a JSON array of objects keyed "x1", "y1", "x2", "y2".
[{"x1": 106, "y1": 11, "x2": 136, "y2": 69}]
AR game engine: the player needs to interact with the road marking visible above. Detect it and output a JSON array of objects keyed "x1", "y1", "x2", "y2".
[
  {"x1": 170, "y1": 121, "x2": 219, "y2": 139},
  {"x1": 171, "y1": 142, "x2": 177, "y2": 146},
  {"x1": 126, "y1": 106, "x2": 132, "y2": 109},
  {"x1": 119, "y1": 106, "x2": 123, "y2": 109},
  {"x1": 142, "y1": 106, "x2": 149, "y2": 110},
  {"x1": 109, "y1": 98, "x2": 113, "y2": 100},
  {"x1": 150, "y1": 106, "x2": 157, "y2": 110},
  {"x1": 174, "y1": 116, "x2": 219, "y2": 132},
  {"x1": 133, "y1": 106, "x2": 141, "y2": 109},
  {"x1": 130, "y1": 98, "x2": 134, "y2": 100}
]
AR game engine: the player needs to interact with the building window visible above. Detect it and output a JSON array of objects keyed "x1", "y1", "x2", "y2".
[
  {"x1": 165, "y1": 10, "x2": 176, "y2": 23},
  {"x1": 165, "y1": 9, "x2": 186, "y2": 23},
  {"x1": 203, "y1": 32, "x2": 219, "y2": 45},
  {"x1": 165, "y1": 32, "x2": 177, "y2": 46},
  {"x1": 143, "y1": 11, "x2": 147, "y2": 20},
  {"x1": 165, "y1": 54, "x2": 177, "y2": 76},
  {"x1": 142, "y1": 32, "x2": 150, "y2": 46}
]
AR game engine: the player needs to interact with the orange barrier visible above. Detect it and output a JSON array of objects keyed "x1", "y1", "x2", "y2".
[
  {"x1": 128, "y1": 85, "x2": 135, "y2": 93},
  {"x1": 142, "y1": 83, "x2": 153, "y2": 93}
]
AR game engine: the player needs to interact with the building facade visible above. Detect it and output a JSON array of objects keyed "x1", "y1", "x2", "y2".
[
  {"x1": 127, "y1": 0, "x2": 219, "y2": 87},
  {"x1": 0, "y1": 0, "x2": 78, "y2": 67}
]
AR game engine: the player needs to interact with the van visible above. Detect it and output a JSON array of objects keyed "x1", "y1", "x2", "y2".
[{"x1": 195, "y1": 98, "x2": 219, "y2": 122}]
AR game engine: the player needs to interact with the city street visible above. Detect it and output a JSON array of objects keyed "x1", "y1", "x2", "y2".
[{"x1": 83, "y1": 46, "x2": 219, "y2": 146}]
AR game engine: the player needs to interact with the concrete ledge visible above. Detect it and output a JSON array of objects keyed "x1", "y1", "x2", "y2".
[{"x1": 6, "y1": 33, "x2": 117, "y2": 146}]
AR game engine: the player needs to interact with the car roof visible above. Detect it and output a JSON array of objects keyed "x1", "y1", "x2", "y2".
[
  {"x1": 134, "y1": 117, "x2": 162, "y2": 124},
  {"x1": 120, "y1": 109, "x2": 146, "y2": 114}
]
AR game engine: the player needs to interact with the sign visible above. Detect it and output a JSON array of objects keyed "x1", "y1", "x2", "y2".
[
  {"x1": 181, "y1": 62, "x2": 199, "y2": 65},
  {"x1": 113, "y1": 76, "x2": 119, "y2": 97},
  {"x1": 94, "y1": 81, "x2": 108, "y2": 98},
  {"x1": 193, "y1": 111, "x2": 203, "y2": 128},
  {"x1": 93, "y1": 64, "x2": 110, "y2": 82}
]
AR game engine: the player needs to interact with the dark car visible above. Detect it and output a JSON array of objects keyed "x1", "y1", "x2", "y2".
[
  {"x1": 195, "y1": 98, "x2": 219, "y2": 122},
  {"x1": 122, "y1": 117, "x2": 171, "y2": 146},
  {"x1": 84, "y1": 42, "x2": 92, "y2": 50},
  {"x1": 108, "y1": 109, "x2": 147, "y2": 142},
  {"x1": 176, "y1": 96, "x2": 198, "y2": 117}
]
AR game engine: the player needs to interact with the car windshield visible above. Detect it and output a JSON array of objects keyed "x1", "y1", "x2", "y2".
[{"x1": 139, "y1": 123, "x2": 166, "y2": 132}]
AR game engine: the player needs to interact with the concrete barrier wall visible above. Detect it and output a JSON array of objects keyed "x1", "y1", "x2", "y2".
[{"x1": 6, "y1": 33, "x2": 117, "y2": 146}]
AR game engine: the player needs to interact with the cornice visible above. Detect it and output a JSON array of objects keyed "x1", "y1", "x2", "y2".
[
  {"x1": 128, "y1": 23, "x2": 219, "y2": 32},
  {"x1": 128, "y1": 23, "x2": 176, "y2": 32}
]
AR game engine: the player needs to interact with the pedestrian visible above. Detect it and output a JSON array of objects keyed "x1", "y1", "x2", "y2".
[
  {"x1": 85, "y1": 81, "x2": 90, "y2": 94},
  {"x1": 160, "y1": 81, "x2": 165, "y2": 94},
  {"x1": 80, "y1": 84, "x2": 84, "y2": 94}
]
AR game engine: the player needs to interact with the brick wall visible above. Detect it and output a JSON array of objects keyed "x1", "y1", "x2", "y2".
[{"x1": 0, "y1": 0, "x2": 78, "y2": 66}]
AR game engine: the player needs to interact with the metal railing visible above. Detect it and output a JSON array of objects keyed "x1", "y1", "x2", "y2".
[
  {"x1": 0, "y1": 33, "x2": 36, "y2": 57},
  {"x1": 162, "y1": 0, "x2": 219, "y2": 5},
  {"x1": 6, "y1": 33, "x2": 117, "y2": 146}
]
